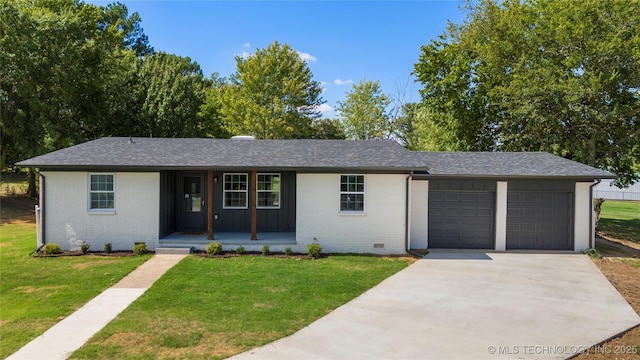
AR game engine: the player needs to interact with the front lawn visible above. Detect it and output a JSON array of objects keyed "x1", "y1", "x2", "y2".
[
  {"x1": 0, "y1": 197, "x2": 151, "y2": 359},
  {"x1": 72, "y1": 254, "x2": 413, "y2": 359},
  {"x1": 598, "y1": 200, "x2": 640, "y2": 243}
]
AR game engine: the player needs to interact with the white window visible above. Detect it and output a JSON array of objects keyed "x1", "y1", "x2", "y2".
[
  {"x1": 257, "y1": 173, "x2": 280, "y2": 209},
  {"x1": 224, "y1": 173, "x2": 248, "y2": 209},
  {"x1": 89, "y1": 173, "x2": 115, "y2": 211},
  {"x1": 340, "y1": 175, "x2": 365, "y2": 212}
]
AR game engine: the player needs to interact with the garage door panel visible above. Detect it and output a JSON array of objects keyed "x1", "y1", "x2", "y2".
[
  {"x1": 461, "y1": 193, "x2": 477, "y2": 202},
  {"x1": 507, "y1": 186, "x2": 572, "y2": 250},
  {"x1": 445, "y1": 193, "x2": 460, "y2": 201},
  {"x1": 476, "y1": 208, "x2": 493, "y2": 217},
  {"x1": 429, "y1": 182, "x2": 495, "y2": 249}
]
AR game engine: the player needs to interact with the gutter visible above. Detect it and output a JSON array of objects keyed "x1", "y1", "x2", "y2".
[
  {"x1": 589, "y1": 178, "x2": 602, "y2": 249},
  {"x1": 36, "y1": 169, "x2": 45, "y2": 248},
  {"x1": 405, "y1": 172, "x2": 423, "y2": 258}
]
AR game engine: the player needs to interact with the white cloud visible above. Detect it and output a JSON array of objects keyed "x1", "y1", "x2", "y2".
[
  {"x1": 240, "y1": 51, "x2": 251, "y2": 60},
  {"x1": 296, "y1": 51, "x2": 317, "y2": 62},
  {"x1": 243, "y1": 42, "x2": 251, "y2": 48},
  {"x1": 317, "y1": 103, "x2": 334, "y2": 117},
  {"x1": 319, "y1": 81, "x2": 328, "y2": 93},
  {"x1": 334, "y1": 78, "x2": 353, "y2": 86}
]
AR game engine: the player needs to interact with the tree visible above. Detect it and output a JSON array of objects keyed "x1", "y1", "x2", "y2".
[
  {"x1": 414, "y1": 0, "x2": 640, "y2": 185},
  {"x1": 310, "y1": 119, "x2": 346, "y2": 139},
  {"x1": 136, "y1": 52, "x2": 208, "y2": 137},
  {"x1": 100, "y1": 2, "x2": 153, "y2": 56},
  {"x1": 0, "y1": 1, "x2": 110, "y2": 192},
  {"x1": 221, "y1": 41, "x2": 324, "y2": 139},
  {"x1": 402, "y1": 103, "x2": 459, "y2": 151},
  {"x1": 198, "y1": 73, "x2": 231, "y2": 139},
  {"x1": 337, "y1": 79, "x2": 391, "y2": 140}
]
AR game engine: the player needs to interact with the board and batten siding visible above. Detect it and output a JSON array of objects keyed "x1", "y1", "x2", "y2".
[
  {"x1": 41, "y1": 171, "x2": 160, "y2": 251},
  {"x1": 296, "y1": 173, "x2": 407, "y2": 254}
]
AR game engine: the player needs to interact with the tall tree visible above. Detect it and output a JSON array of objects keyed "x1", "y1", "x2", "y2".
[
  {"x1": 1, "y1": 0, "x2": 147, "y2": 194},
  {"x1": 221, "y1": 41, "x2": 324, "y2": 139},
  {"x1": 310, "y1": 119, "x2": 346, "y2": 139},
  {"x1": 136, "y1": 52, "x2": 208, "y2": 137},
  {"x1": 414, "y1": 0, "x2": 640, "y2": 185},
  {"x1": 100, "y1": 2, "x2": 153, "y2": 56},
  {"x1": 198, "y1": 73, "x2": 231, "y2": 139},
  {"x1": 337, "y1": 79, "x2": 391, "y2": 140}
]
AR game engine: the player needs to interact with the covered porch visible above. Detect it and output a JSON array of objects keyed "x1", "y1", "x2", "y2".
[{"x1": 159, "y1": 169, "x2": 296, "y2": 242}]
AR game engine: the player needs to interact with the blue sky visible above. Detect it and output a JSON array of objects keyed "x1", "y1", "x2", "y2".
[{"x1": 88, "y1": 1, "x2": 467, "y2": 118}]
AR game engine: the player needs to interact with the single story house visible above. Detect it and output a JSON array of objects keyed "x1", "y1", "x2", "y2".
[{"x1": 17, "y1": 137, "x2": 614, "y2": 254}]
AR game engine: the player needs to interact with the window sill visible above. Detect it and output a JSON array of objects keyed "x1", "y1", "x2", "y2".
[
  {"x1": 339, "y1": 211, "x2": 366, "y2": 216},
  {"x1": 88, "y1": 210, "x2": 116, "y2": 215}
]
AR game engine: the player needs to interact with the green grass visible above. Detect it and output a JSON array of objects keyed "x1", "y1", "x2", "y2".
[
  {"x1": 0, "y1": 198, "x2": 151, "y2": 358},
  {"x1": 598, "y1": 200, "x2": 640, "y2": 243},
  {"x1": 71, "y1": 255, "x2": 413, "y2": 359}
]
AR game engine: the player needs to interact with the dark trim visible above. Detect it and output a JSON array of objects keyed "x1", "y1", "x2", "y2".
[
  {"x1": 413, "y1": 174, "x2": 615, "y2": 181},
  {"x1": 23, "y1": 166, "x2": 615, "y2": 180},
  {"x1": 589, "y1": 179, "x2": 602, "y2": 249},
  {"x1": 250, "y1": 170, "x2": 257, "y2": 240},
  {"x1": 207, "y1": 170, "x2": 214, "y2": 240},
  {"x1": 36, "y1": 169, "x2": 46, "y2": 246}
]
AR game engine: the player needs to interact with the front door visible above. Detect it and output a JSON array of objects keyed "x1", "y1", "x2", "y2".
[{"x1": 180, "y1": 174, "x2": 206, "y2": 231}]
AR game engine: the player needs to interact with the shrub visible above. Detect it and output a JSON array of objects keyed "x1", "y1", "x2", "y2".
[
  {"x1": 206, "y1": 242, "x2": 223, "y2": 255},
  {"x1": 262, "y1": 245, "x2": 270, "y2": 256},
  {"x1": 236, "y1": 246, "x2": 245, "y2": 255},
  {"x1": 80, "y1": 242, "x2": 90, "y2": 254},
  {"x1": 307, "y1": 243, "x2": 322, "y2": 259},
  {"x1": 134, "y1": 243, "x2": 148, "y2": 256},
  {"x1": 42, "y1": 243, "x2": 62, "y2": 255},
  {"x1": 284, "y1": 247, "x2": 292, "y2": 256},
  {"x1": 104, "y1": 243, "x2": 112, "y2": 253}
]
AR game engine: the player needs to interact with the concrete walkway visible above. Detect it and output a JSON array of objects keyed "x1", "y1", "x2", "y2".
[
  {"x1": 7, "y1": 254, "x2": 186, "y2": 360},
  {"x1": 231, "y1": 252, "x2": 640, "y2": 360}
]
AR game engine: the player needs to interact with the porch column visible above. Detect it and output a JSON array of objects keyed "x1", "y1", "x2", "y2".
[
  {"x1": 207, "y1": 170, "x2": 214, "y2": 240},
  {"x1": 251, "y1": 170, "x2": 257, "y2": 240}
]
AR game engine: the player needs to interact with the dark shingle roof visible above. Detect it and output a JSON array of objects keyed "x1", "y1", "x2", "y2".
[
  {"x1": 16, "y1": 137, "x2": 424, "y2": 171},
  {"x1": 16, "y1": 137, "x2": 615, "y2": 179},
  {"x1": 414, "y1": 152, "x2": 615, "y2": 178}
]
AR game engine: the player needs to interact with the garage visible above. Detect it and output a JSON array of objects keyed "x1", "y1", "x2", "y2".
[
  {"x1": 428, "y1": 180, "x2": 496, "y2": 249},
  {"x1": 506, "y1": 181, "x2": 573, "y2": 250}
]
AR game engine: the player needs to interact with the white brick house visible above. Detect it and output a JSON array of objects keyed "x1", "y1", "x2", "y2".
[{"x1": 18, "y1": 137, "x2": 614, "y2": 254}]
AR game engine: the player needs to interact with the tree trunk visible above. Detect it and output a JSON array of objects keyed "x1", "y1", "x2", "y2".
[
  {"x1": 593, "y1": 198, "x2": 605, "y2": 231},
  {"x1": 27, "y1": 168, "x2": 37, "y2": 198}
]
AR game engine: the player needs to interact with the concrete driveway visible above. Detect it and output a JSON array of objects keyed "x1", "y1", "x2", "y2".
[{"x1": 231, "y1": 252, "x2": 640, "y2": 360}]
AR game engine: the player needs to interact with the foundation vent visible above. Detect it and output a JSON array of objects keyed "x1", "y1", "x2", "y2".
[{"x1": 373, "y1": 243, "x2": 385, "y2": 249}]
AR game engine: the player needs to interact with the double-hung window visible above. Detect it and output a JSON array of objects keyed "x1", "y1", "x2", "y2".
[
  {"x1": 223, "y1": 173, "x2": 248, "y2": 209},
  {"x1": 257, "y1": 173, "x2": 280, "y2": 209},
  {"x1": 89, "y1": 173, "x2": 115, "y2": 211},
  {"x1": 340, "y1": 175, "x2": 365, "y2": 212}
]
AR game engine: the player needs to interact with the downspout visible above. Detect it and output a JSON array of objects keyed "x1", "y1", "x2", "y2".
[
  {"x1": 589, "y1": 178, "x2": 601, "y2": 249},
  {"x1": 31, "y1": 169, "x2": 46, "y2": 254},
  {"x1": 405, "y1": 172, "x2": 423, "y2": 258}
]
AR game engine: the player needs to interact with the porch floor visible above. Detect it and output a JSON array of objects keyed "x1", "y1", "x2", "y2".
[{"x1": 160, "y1": 232, "x2": 296, "y2": 246}]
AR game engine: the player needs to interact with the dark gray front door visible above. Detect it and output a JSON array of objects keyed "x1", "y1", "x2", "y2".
[
  {"x1": 507, "y1": 190, "x2": 573, "y2": 250},
  {"x1": 428, "y1": 180, "x2": 496, "y2": 249},
  {"x1": 180, "y1": 175, "x2": 206, "y2": 231}
]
